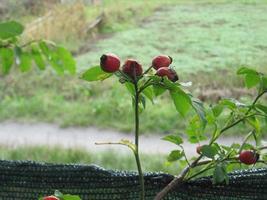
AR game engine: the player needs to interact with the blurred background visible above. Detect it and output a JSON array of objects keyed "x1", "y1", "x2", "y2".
[{"x1": 0, "y1": 0, "x2": 266, "y2": 174}]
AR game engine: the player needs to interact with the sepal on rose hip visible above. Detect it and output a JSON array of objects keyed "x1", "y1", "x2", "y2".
[
  {"x1": 152, "y1": 55, "x2": 172, "y2": 70},
  {"x1": 239, "y1": 150, "x2": 259, "y2": 165},
  {"x1": 122, "y1": 59, "x2": 143, "y2": 79},
  {"x1": 100, "y1": 53, "x2": 120, "y2": 73}
]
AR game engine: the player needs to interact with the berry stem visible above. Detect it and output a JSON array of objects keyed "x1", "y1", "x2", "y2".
[{"x1": 134, "y1": 79, "x2": 145, "y2": 200}]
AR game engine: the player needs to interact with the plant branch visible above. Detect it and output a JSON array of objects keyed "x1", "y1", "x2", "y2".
[
  {"x1": 246, "y1": 90, "x2": 266, "y2": 114},
  {"x1": 155, "y1": 90, "x2": 267, "y2": 199},
  {"x1": 142, "y1": 66, "x2": 153, "y2": 76},
  {"x1": 154, "y1": 155, "x2": 204, "y2": 200},
  {"x1": 238, "y1": 130, "x2": 254, "y2": 153},
  {"x1": 133, "y1": 73, "x2": 145, "y2": 200}
]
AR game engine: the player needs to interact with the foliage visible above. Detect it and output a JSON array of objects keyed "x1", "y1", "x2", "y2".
[
  {"x1": 0, "y1": 21, "x2": 76, "y2": 76},
  {"x1": 155, "y1": 67, "x2": 267, "y2": 199},
  {"x1": 82, "y1": 52, "x2": 267, "y2": 200}
]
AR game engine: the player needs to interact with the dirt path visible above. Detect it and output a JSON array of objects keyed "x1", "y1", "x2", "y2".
[{"x1": 0, "y1": 122, "x2": 245, "y2": 157}]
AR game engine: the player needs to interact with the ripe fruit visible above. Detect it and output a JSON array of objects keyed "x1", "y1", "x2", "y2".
[
  {"x1": 43, "y1": 196, "x2": 60, "y2": 200},
  {"x1": 156, "y1": 67, "x2": 179, "y2": 82},
  {"x1": 239, "y1": 151, "x2": 259, "y2": 165},
  {"x1": 196, "y1": 145, "x2": 202, "y2": 154},
  {"x1": 100, "y1": 53, "x2": 120, "y2": 73},
  {"x1": 122, "y1": 59, "x2": 143, "y2": 79},
  {"x1": 152, "y1": 55, "x2": 172, "y2": 70}
]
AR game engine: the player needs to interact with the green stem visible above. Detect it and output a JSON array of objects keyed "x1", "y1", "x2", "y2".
[{"x1": 134, "y1": 80, "x2": 145, "y2": 200}]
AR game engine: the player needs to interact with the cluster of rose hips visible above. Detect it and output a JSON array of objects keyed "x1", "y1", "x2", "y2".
[
  {"x1": 196, "y1": 145, "x2": 259, "y2": 165},
  {"x1": 100, "y1": 53, "x2": 178, "y2": 82}
]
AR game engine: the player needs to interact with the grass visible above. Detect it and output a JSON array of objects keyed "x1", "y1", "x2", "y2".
[
  {"x1": 0, "y1": 145, "x2": 263, "y2": 178},
  {"x1": 0, "y1": 145, "x2": 183, "y2": 174},
  {"x1": 0, "y1": 0, "x2": 267, "y2": 135}
]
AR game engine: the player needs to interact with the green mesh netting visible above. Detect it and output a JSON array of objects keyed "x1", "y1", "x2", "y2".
[{"x1": 0, "y1": 160, "x2": 266, "y2": 200}]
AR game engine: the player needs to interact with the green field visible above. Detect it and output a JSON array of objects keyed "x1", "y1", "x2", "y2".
[{"x1": 0, "y1": 0, "x2": 267, "y2": 134}]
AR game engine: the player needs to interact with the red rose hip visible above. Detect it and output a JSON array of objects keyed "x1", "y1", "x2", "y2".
[
  {"x1": 43, "y1": 196, "x2": 60, "y2": 200},
  {"x1": 122, "y1": 59, "x2": 143, "y2": 79},
  {"x1": 156, "y1": 67, "x2": 179, "y2": 82},
  {"x1": 239, "y1": 151, "x2": 259, "y2": 165},
  {"x1": 100, "y1": 53, "x2": 120, "y2": 73},
  {"x1": 152, "y1": 55, "x2": 172, "y2": 70}
]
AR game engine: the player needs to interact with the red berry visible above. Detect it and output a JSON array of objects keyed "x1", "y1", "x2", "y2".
[
  {"x1": 43, "y1": 196, "x2": 60, "y2": 200},
  {"x1": 156, "y1": 67, "x2": 179, "y2": 82},
  {"x1": 152, "y1": 55, "x2": 172, "y2": 70},
  {"x1": 239, "y1": 151, "x2": 259, "y2": 165},
  {"x1": 196, "y1": 145, "x2": 202, "y2": 154},
  {"x1": 122, "y1": 59, "x2": 143, "y2": 79},
  {"x1": 100, "y1": 53, "x2": 120, "y2": 73}
]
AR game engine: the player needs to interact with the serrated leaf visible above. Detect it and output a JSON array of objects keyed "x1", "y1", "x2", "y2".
[
  {"x1": 167, "y1": 150, "x2": 184, "y2": 162},
  {"x1": 56, "y1": 46, "x2": 76, "y2": 74},
  {"x1": 245, "y1": 74, "x2": 260, "y2": 88},
  {"x1": 0, "y1": 48, "x2": 14, "y2": 74},
  {"x1": 142, "y1": 86, "x2": 154, "y2": 103},
  {"x1": 0, "y1": 21, "x2": 24, "y2": 39},
  {"x1": 246, "y1": 116, "x2": 261, "y2": 133},
  {"x1": 19, "y1": 52, "x2": 32, "y2": 72},
  {"x1": 81, "y1": 66, "x2": 112, "y2": 81},
  {"x1": 237, "y1": 67, "x2": 258, "y2": 75},
  {"x1": 192, "y1": 98, "x2": 207, "y2": 127},
  {"x1": 54, "y1": 190, "x2": 63, "y2": 198},
  {"x1": 213, "y1": 164, "x2": 227, "y2": 184},
  {"x1": 140, "y1": 95, "x2": 146, "y2": 109},
  {"x1": 212, "y1": 104, "x2": 224, "y2": 117},
  {"x1": 255, "y1": 104, "x2": 267, "y2": 114},
  {"x1": 153, "y1": 85, "x2": 166, "y2": 96},
  {"x1": 31, "y1": 46, "x2": 45, "y2": 70},
  {"x1": 125, "y1": 82, "x2": 135, "y2": 95},
  {"x1": 170, "y1": 89, "x2": 192, "y2": 117},
  {"x1": 162, "y1": 135, "x2": 183, "y2": 145},
  {"x1": 201, "y1": 145, "x2": 218, "y2": 159},
  {"x1": 63, "y1": 194, "x2": 82, "y2": 200}
]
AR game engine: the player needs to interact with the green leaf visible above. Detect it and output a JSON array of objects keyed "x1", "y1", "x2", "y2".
[
  {"x1": 56, "y1": 46, "x2": 76, "y2": 74},
  {"x1": 153, "y1": 85, "x2": 166, "y2": 96},
  {"x1": 245, "y1": 74, "x2": 260, "y2": 88},
  {"x1": 255, "y1": 104, "x2": 267, "y2": 114},
  {"x1": 31, "y1": 46, "x2": 45, "y2": 70},
  {"x1": 62, "y1": 194, "x2": 82, "y2": 200},
  {"x1": 237, "y1": 67, "x2": 258, "y2": 75},
  {"x1": 219, "y1": 98, "x2": 243, "y2": 110},
  {"x1": 140, "y1": 95, "x2": 146, "y2": 109},
  {"x1": 81, "y1": 66, "x2": 112, "y2": 82},
  {"x1": 261, "y1": 76, "x2": 267, "y2": 90},
  {"x1": 0, "y1": 21, "x2": 24, "y2": 39},
  {"x1": 246, "y1": 116, "x2": 261, "y2": 133},
  {"x1": 201, "y1": 145, "x2": 218, "y2": 159},
  {"x1": 212, "y1": 104, "x2": 224, "y2": 117},
  {"x1": 192, "y1": 98, "x2": 207, "y2": 127},
  {"x1": 125, "y1": 82, "x2": 135, "y2": 95},
  {"x1": 213, "y1": 164, "x2": 228, "y2": 184},
  {"x1": 19, "y1": 52, "x2": 32, "y2": 72},
  {"x1": 39, "y1": 41, "x2": 50, "y2": 57},
  {"x1": 142, "y1": 86, "x2": 154, "y2": 103},
  {"x1": 170, "y1": 89, "x2": 192, "y2": 117},
  {"x1": 54, "y1": 190, "x2": 64, "y2": 198},
  {"x1": 167, "y1": 150, "x2": 184, "y2": 162},
  {"x1": 0, "y1": 48, "x2": 14, "y2": 74},
  {"x1": 162, "y1": 135, "x2": 183, "y2": 145}
]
